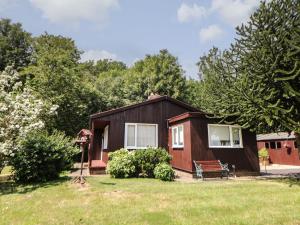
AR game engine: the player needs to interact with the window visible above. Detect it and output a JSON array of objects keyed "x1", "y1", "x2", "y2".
[
  {"x1": 265, "y1": 142, "x2": 270, "y2": 149},
  {"x1": 103, "y1": 125, "x2": 109, "y2": 149},
  {"x1": 172, "y1": 125, "x2": 184, "y2": 148},
  {"x1": 208, "y1": 124, "x2": 243, "y2": 148},
  {"x1": 270, "y1": 141, "x2": 276, "y2": 149},
  {"x1": 124, "y1": 123, "x2": 158, "y2": 149},
  {"x1": 295, "y1": 141, "x2": 298, "y2": 149},
  {"x1": 276, "y1": 141, "x2": 281, "y2": 149}
]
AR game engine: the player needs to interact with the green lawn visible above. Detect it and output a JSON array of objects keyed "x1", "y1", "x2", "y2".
[{"x1": 0, "y1": 175, "x2": 300, "y2": 225}]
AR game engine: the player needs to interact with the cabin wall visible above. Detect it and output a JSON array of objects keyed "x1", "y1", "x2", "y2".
[
  {"x1": 91, "y1": 100, "x2": 194, "y2": 162},
  {"x1": 168, "y1": 120, "x2": 193, "y2": 172},
  {"x1": 257, "y1": 140, "x2": 300, "y2": 165},
  {"x1": 190, "y1": 118, "x2": 260, "y2": 173}
]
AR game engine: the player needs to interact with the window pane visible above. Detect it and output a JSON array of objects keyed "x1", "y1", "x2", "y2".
[
  {"x1": 137, "y1": 125, "x2": 156, "y2": 147},
  {"x1": 178, "y1": 126, "x2": 184, "y2": 145},
  {"x1": 209, "y1": 125, "x2": 230, "y2": 146},
  {"x1": 270, "y1": 141, "x2": 276, "y2": 149},
  {"x1": 173, "y1": 127, "x2": 178, "y2": 145},
  {"x1": 276, "y1": 142, "x2": 281, "y2": 149},
  {"x1": 103, "y1": 125, "x2": 109, "y2": 149},
  {"x1": 265, "y1": 142, "x2": 269, "y2": 148},
  {"x1": 127, "y1": 125, "x2": 135, "y2": 146},
  {"x1": 232, "y1": 127, "x2": 241, "y2": 146}
]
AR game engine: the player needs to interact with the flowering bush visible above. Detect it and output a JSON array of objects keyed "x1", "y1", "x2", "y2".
[
  {"x1": 0, "y1": 67, "x2": 57, "y2": 173},
  {"x1": 106, "y1": 148, "x2": 173, "y2": 179},
  {"x1": 106, "y1": 149, "x2": 136, "y2": 178},
  {"x1": 9, "y1": 130, "x2": 79, "y2": 183},
  {"x1": 154, "y1": 163, "x2": 175, "y2": 181},
  {"x1": 133, "y1": 147, "x2": 172, "y2": 178}
]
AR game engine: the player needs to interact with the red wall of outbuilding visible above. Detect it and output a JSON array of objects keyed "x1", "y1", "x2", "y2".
[{"x1": 257, "y1": 140, "x2": 300, "y2": 166}]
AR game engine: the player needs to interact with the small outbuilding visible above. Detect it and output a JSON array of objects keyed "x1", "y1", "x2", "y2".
[
  {"x1": 257, "y1": 132, "x2": 300, "y2": 166},
  {"x1": 88, "y1": 95, "x2": 260, "y2": 175}
]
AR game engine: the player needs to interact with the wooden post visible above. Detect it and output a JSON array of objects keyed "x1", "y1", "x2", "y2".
[{"x1": 80, "y1": 143, "x2": 85, "y2": 184}]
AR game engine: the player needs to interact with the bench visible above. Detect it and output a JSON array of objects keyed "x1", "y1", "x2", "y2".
[{"x1": 193, "y1": 160, "x2": 229, "y2": 180}]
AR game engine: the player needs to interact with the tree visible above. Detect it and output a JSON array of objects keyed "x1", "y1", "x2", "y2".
[
  {"x1": 24, "y1": 33, "x2": 103, "y2": 136},
  {"x1": 0, "y1": 66, "x2": 57, "y2": 172},
  {"x1": 123, "y1": 49, "x2": 188, "y2": 102},
  {"x1": 0, "y1": 19, "x2": 32, "y2": 71},
  {"x1": 198, "y1": 0, "x2": 300, "y2": 134}
]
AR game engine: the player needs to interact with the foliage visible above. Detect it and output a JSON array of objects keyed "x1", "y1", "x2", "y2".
[
  {"x1": 9, "y1": 130, "x2": 79, "y2": 183},
  {"x1": 154, "y1": 163, "x2": 175, "y2": 181},
  {"x1": 106, "y1": 148, "x2": 172, "y2": 179},
  {"x1": 123, "y1": 49, "x2": 188, "y2": 102},
  {"x1": 258, "y1": 148, "x2": 269, "y2": 160},
  {"x1": 0, "y1": 19, "x2": 33, "y2": 71},
  {"x1": 0, "y1": 67, "x2": 57, "y2": 173},
  {"x1": 24, "y1": 33, "x2": 103, "y2": 136},
  {"x1": 197, "y1": 0, "x2": 300, "y2": 133},
  {"x1": 106, "y1": 149, "x2": 136, "y2": 178},
  {"x1": 133, "y1": 147, "x2": 172, "y2": 178}
]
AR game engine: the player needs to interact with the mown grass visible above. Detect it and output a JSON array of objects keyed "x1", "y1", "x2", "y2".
[{"x1": 0, "y1": 175, "x2": 300, "y2": 225}]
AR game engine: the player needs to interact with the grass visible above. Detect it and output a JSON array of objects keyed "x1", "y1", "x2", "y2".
[{"x1": 0, "y1": 175, "x2": 300, "y2": 225}]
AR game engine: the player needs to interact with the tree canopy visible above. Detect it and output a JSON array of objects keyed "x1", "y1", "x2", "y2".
[
  {"x1": 197, "y1": 0, "x2": 300, "y2": 133},
  {"x1": 0, "y1": 19, "x2": 32, "y2": 71}
]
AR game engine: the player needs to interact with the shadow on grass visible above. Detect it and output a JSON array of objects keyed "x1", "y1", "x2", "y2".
[
  {"x1": 0, "y1": 176, "x2": 71, "y2": 195},
  {"x1": 262, "y1": 175, "x2": 300, "y2": 187},
  {"x1": 99, "y1": 182, "x2": 116, "y2": 185}
]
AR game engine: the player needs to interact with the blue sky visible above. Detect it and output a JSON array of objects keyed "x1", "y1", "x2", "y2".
[{"x1": 0, "y1": 0, "x2": 260, "y2": 78}]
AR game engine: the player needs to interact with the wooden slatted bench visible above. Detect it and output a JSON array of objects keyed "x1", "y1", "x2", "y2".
[{"x1": 193, "y1": 160, "x2": 229, "y2": 180}]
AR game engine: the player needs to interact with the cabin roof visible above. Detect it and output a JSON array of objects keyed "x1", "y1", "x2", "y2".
[
  {"x1": 257, "y1": 132, "x2": 296, "y2": 141},
  {"x1": 168, "y1": 112, "x2": 206, "y2": 124},
  {"x1": 90, "y1": 95, "x2": 202, "y2": 119}
]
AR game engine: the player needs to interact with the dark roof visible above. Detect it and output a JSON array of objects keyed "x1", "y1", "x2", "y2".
[
  {"x1": 90, "y1": 95, "x2": 201, "y2": 119},
  {"x1": 168, "y1": 112, "x2": 206, "y2": 124},
  {"x1": 257, "y1": 132, "x2": 296, "y2": 141}
]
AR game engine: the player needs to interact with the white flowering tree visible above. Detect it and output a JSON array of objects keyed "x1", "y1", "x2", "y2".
[{"x1": 0, "y1": 66, "x2": 57, "y2": 172}]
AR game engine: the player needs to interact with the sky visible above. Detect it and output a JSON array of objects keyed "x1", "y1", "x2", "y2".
[{"x1": 0, "y1": 0, "x2": 261, "y2": 79}]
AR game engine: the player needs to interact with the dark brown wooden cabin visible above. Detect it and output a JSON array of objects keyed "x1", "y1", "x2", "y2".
[
  {"x1": 88, "y1": 95, "x2": 260, "y2": 175},
  {"x1": 168, "y1": 112, "x2": 260, "y2": 175},
  {"x1": 257, "y1": 132, "x2": 300, "y2": 166},
  {"x1": 88, "y1": 95, "x2": 199, "y2": 173}
]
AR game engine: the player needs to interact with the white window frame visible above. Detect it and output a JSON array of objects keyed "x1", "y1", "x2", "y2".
[
  {"x1": 103, "y1": 125, "x2": 109, "y2": 149},
  {"x1": 172, "y1": 125, "x2": 184, "y2": 148},
  {"x1": 124, "y1": 123, "x2": 158, "y2": 149},
  {"x1": 208, "y1": 124, "x2": 243, "y2": 148}
]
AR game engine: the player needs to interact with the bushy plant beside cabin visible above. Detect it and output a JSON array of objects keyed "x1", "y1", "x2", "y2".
[
  {"x1": 106, "y1": 148, "x2": 175, "y2": 181},
  {"x1": 9, "y1": 131, "x2": 79, "y2": 183},
  {"x1": 154, "y1": 163, "x2": 175, "y2": 181},
  {"x1": 106, "y1": 149, "x2": 136, "y2": 178},
  {"x1": 134, "y1": 147, "x2": 171, "y2": 177}
]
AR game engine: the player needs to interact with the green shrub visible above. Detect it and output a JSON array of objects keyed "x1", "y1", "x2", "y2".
[
  {"x1": 9, "y1": 131, "x2": 79, "y2": 183},
  {"x1": 106, "y1": 149, "x2": 136, "y2": 178},
  {"x1": 106, "y1": 148, "x2": 172, "y2": 179},
  {"x1": 133, "y1": 147, "x2": 171, "y2": 178},
  {"x1": 154, "y1": 163, "x2": 175, "y2": 181},
  {"x1": 0, "y1": 153, "x2": 6, "y2": 174},
  {"x1": 259, "y1": 147, "x2": 269, "y2": 160}
]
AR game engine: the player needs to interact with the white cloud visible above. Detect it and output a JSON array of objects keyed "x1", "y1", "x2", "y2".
[
  {"x1": 177, "y1": 3, "x2": 206, "y2": 23},
  {"x1": 211, "y1": 0, "x2": 259, "y2": 27},
  {"x1": 199, "y1": 25, "x2": 223, "y2": 43},
  {"x1": 80, "y1": 50, "x2": 117, "y2": 62},
  {"x1": 29, "y1": 0, "x2": 119, "y2": 26}
]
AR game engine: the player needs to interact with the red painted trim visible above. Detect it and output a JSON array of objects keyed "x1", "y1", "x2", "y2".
[{"x1": 168, "y1": 112, "x2": 206, "y2": 124}]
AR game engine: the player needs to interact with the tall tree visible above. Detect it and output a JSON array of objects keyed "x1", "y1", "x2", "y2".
[
  {"x1": 0, "y1": 19, "x2": 32, "y2": 71},
  {"x1": 24, "y1": 33, "x2": 103, "y2": 136},
  {"x1": 124, "y1": 49, "x2": 188, "y2": 102},
  {"x1": 198, "y1": 0, "x2": 300, "y2": 133}
]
